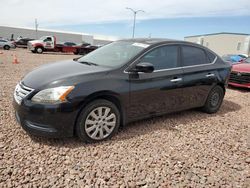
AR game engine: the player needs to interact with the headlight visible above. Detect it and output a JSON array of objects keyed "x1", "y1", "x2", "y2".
[{"x1": 31, "y1": 86, "x2": 74, "y2": 104}]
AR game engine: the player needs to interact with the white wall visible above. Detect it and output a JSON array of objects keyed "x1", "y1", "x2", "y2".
[
  {"x1": 0, "y1": 26, "x2": 118, "y2": 45},
  {"x1": 185, "y1": 34, "x2": 250, "y2": 56}
]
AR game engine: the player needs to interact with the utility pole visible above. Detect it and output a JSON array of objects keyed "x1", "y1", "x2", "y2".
[
  {"x1": 126, "y1": 7, "x2": 145, "y2": 38},
  {"x1": 35, "y1": 18, "x2": 39, "y2": 39}
]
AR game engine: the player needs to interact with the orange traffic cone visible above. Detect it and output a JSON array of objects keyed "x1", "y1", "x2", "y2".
[{"x1": 12, "y1": 54, "x2": 19, "y2": 64}]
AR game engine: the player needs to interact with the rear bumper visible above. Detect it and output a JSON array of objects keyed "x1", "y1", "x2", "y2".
[
  {"x1": 228, "y1": 82, "x2": 250, "y2": 89},
  {"x1": 13, "y1": 99, "x2": 80, "y2": 138}
]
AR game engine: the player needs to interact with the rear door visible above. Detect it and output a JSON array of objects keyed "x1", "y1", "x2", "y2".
[
  {"x1": 181, "y1": 45, "x2": 217, "y2": 108},
  {"x1": 128, "y1": 45, "x2": 185, "y2": 120}
]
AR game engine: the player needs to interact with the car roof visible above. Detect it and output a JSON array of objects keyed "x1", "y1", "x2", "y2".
[
  {"x1": 118, "y1": 38, "x2": 202, "y2": 47},
  {"x1": 119, "y1": 38, "x2": 177, "y2": 44}
]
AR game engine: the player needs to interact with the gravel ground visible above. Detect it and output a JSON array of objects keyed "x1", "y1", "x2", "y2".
[{"x1": 0, "y1": 48, "x2": 249, "y2": 187}]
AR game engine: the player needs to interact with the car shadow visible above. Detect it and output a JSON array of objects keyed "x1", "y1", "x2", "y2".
[{"x1": 29, "y1": 99, "x2": 242, "y2": 147}]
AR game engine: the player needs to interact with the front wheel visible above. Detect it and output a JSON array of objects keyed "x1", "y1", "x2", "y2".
[
  {"x1": 76, "y1": 99, "x2": 120, "y2": 143},
  {"x1": 201, "y1": 85, "x2": 225, "y2": 114},
  {"x1": 35, "y1": 47, "x2": 43, "y2": 54},
  {"x1": 3, "y1": 45, "x2": 10, "y2": 50}
]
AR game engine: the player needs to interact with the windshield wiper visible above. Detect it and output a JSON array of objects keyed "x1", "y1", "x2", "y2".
[{"x1": 78, "y1": 61, "x2": 99, "y2": 66}]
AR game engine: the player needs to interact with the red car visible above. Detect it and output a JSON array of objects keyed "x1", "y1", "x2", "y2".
[{"x1": 229, "y1": 57, "x2": 250, "y2": 88}]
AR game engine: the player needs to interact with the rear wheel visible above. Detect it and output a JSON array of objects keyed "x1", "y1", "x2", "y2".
[
  {"x1": 202, "y1": 85, "x2": 224, "y2": 114},
  {"x1": 76, "y1": 99, "x2": 120, "y2": 143},
  {"x1": 35, "y1": 47, "x2": 43, "y2": 54},
  {"x1": 3, "y1": 45, "x2": 10, "y2": 50}
]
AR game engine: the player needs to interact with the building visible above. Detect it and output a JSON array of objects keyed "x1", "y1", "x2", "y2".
[
  {"x1": 184, "y1": 32, "x2": 250, "y2": 56},
  {"x1": 0, "y1": 25, "x2": 119, "y2": 45}
]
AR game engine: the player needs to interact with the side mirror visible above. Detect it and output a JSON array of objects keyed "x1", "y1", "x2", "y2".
[
  {"x1": 73, "y1": 56, "x2": 82, "y2": 61},
  {"x1": 133, "y1": 62, "x2": 154, "y2": 73}
]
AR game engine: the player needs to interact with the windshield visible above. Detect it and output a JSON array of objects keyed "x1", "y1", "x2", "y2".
[
  {"x1": 39, "y1": 36, "x2": 47, "y2": 40},
  {"x1": 77, "y1": 41, "x2": 149, "y2": 67}
]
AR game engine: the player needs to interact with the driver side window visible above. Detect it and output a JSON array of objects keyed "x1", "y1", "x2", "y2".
[
  {"x1": 44, "y1": 37, "x2": 52, "y2": 42},
  {"x1": 140, "y1": 45, "x2": 179, "y2": 70}
]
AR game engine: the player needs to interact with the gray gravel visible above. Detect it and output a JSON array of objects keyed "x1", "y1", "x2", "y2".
[{"x1": 0, "y1": 49, "x2": 249, "y2": 187}]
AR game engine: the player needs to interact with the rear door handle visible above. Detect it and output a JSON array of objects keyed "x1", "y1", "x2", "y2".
[
  {"x1": 206, "y1": 73, "x2": 215, "y2": 78},
  {"x1": 170, "y1": 78, "x2": 182, "y2": 82}
]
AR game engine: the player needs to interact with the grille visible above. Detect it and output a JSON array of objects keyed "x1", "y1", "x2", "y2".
[
  {"x1": 229, "y1": 71, "x2": 250, "y2": 84},
  {"x1": 27, "y1": 42, "x2": 32, "y2": 50},
  {"x1": 14, "y1": 83, "x2": 34, "y2": 105}
]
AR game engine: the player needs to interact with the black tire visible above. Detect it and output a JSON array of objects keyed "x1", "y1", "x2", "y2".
[
  {"x1": 202, "y1": 85, "x2": 225, "y2": 114},
  {"x1": 76, "y1": 99, "x2": 120, "y2": 143},
  {"x1": 3, "y1": 45, "x2": 10, "y2": 50},
  {"x1": 35, "y1": 47, "x2": 43, "y2": 54},
  {"x1": 31, "y1": 50, "x2": 36, "y2": 53}
]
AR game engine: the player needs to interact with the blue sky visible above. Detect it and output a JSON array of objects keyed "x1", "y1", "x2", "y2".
[
  {"x1": 1, "y1": 0, "x2": 250, "y2": 39},
  {"x1": 50, "y1": 16, "x2": 250, "y2": 39}
]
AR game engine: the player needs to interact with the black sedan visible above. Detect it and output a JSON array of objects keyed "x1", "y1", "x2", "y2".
[
  {"x1": 15, "y1": 38, "x2": 34, "y2": 48},
  {"x1": 76, "y1": 43, "x2": 99, "y2": 55},
  {"x1": 13, "y1": 39, "x2": 231, "y2": 142}
]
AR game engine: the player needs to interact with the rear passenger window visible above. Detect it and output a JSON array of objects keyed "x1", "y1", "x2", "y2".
[
  {"x1": 206, "y1": 51, "x2": 216, "y2": 63},
  {"x1": 181, "y1": 46, "x2": 209, "y2": 66},
  {"x1": 140, "y1": 45, "x2": 179, "y2": 70}
]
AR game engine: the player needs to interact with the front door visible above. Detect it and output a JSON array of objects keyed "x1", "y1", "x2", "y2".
[
  {"x1": 128, "y1": 45, "x2": 185, "y2": 120},
  {"x1": 43, "y1": 37, "x2": 54, "y2": 49}
]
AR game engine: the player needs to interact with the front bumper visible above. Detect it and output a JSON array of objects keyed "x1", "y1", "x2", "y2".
[
  {"x1": 10, "y1": 44, "x2": 16, "y2": 48},
  {"x1": 13, "y1": 99, "x2": 80, "y2": 138},
  {"x1": 27, "y1": 43, "x2": 35, "y2": 51},
  {"x1": 228, "y1": 82, "x2": 250, "y2": 89}
]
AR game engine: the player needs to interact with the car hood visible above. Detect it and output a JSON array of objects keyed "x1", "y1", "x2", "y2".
[
  {"x1": 232, "y1": 63, "x2": 250, "y2": 73},
  {"x1": 22, "y1": 60, "x2": 110, "y2": 89},
  {"x1": 29, "y1": 40, "x2": 43, "y2": 44}
]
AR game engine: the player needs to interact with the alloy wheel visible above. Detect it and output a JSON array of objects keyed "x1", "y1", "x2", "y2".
[
  {"x1": 210, "y1": 92, "x2": 220, "y2": 107},
  {"x1": 36, "y1": 47, "x2": 43, "y2": 53},
  {"x1": 84, "y1": 106, "x2": 116, "y2": 140}
]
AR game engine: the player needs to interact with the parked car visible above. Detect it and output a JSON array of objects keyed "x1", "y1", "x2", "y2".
[
  {"x1": 221, "y1": 54, "x2": 244, "y2": 64},
  {"x1": 0, "y1": 39, "x2": 15, "y2": 50},
  {"x1": 229, "y1": 57, "x2": 250, "y2": 88},
  {"x1": 15, "y1": 38, "x2": 34, "y2": 48},
  {"x1": 57, "y1": 42, "x2": 77, "y2": 47},
  {"x1": 238, "y1": 54, "x2": 248, "y2": 59},
  {"x1": 76, "y1": 42, "x2": 91, "y2": 47},
  {"x1": 77, "y1": 44, "x2": 99, "y2": 55},
  {"x1": 74, "y1": 42, "x2": 100, "y2": 55},
  {"x1": 13, "y1": 39, "x2": 231, "y2": 142}
]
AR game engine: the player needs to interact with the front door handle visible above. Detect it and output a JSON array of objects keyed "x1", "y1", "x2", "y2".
[
  {"x1": 206, "y1": 73, "x2": 215, "y2": 78},
  {"x1": 170, "y1": 78, "x2": 182, "y2": 82}
]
